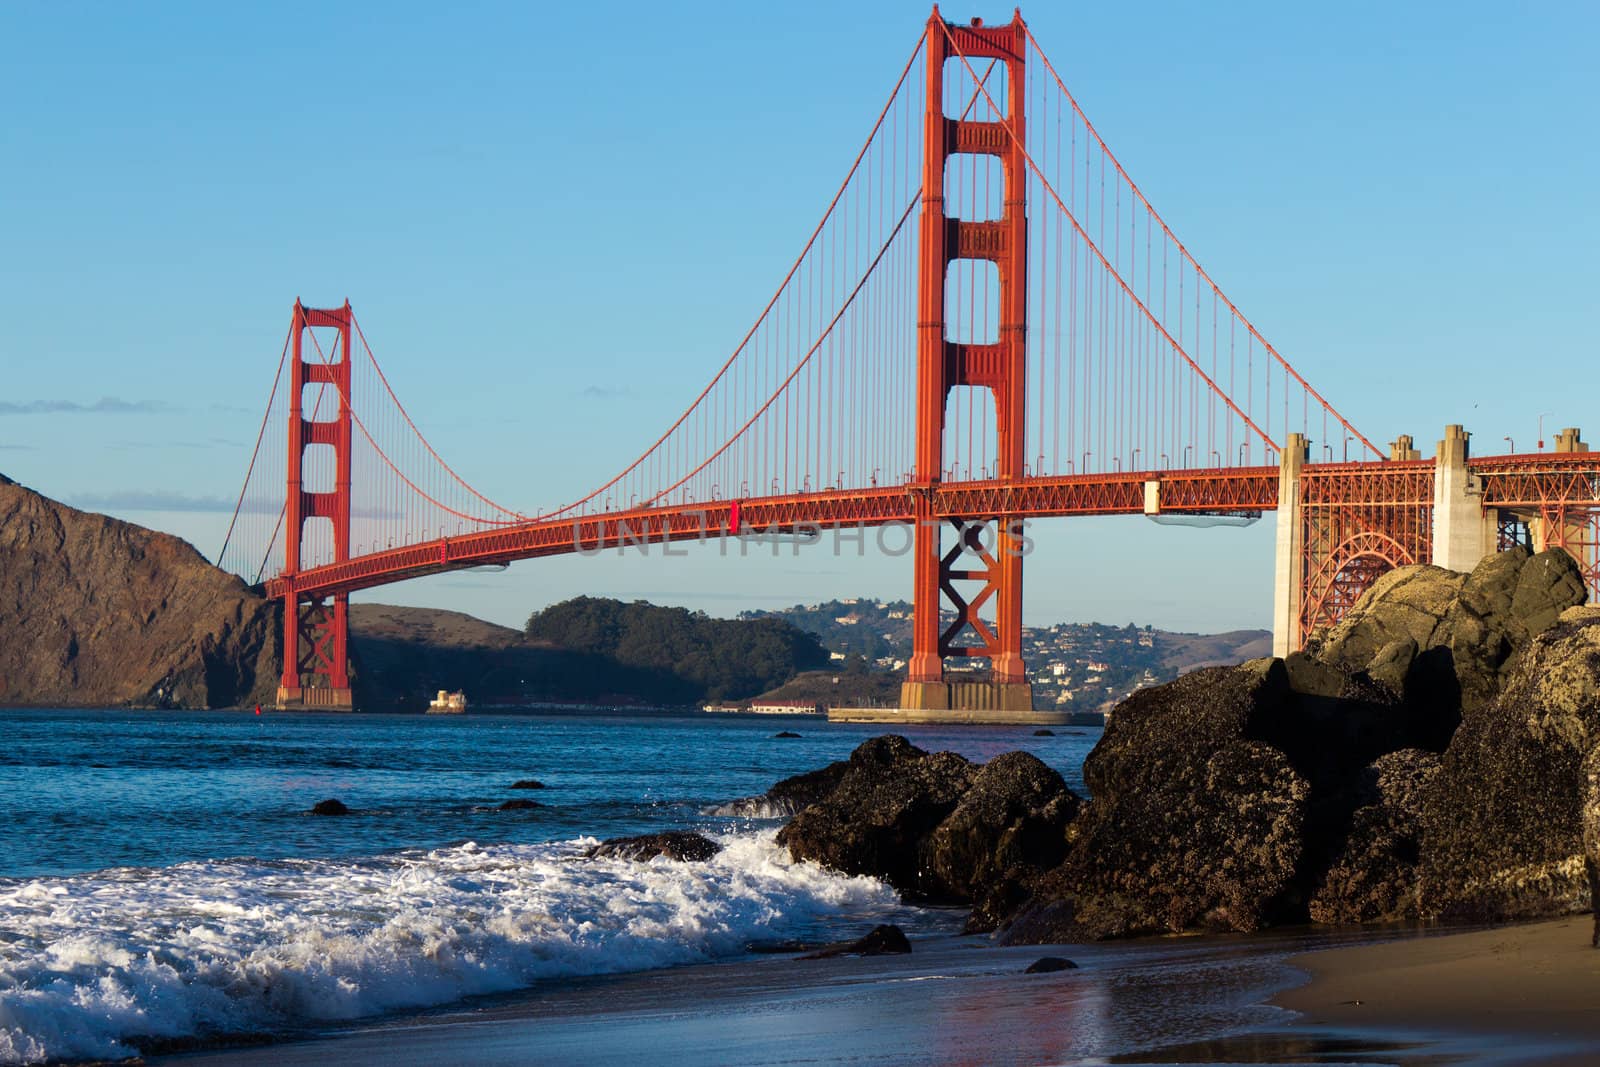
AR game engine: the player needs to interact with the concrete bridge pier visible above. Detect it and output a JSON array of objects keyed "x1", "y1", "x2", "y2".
[
  {"x1": 1271, "y1": 433, "x2": 1309, "y2": 659},
  {"x1": 1431, "y1": 424, "x2": 1498, "y2": 572}
]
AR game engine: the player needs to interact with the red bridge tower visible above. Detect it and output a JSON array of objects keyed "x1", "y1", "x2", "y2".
[
  {"x1": 276, "y1": 300, "x2": 355, "y2": 710},
  {"x1": 902, "y1": 10, "x2": 1033, "y2": 713}
]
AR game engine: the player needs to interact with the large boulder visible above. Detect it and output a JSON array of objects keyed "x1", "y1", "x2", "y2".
[
  {"x1": 1419, "y1": 612, "x2": 1600, "y2": 921},
  {"x1": 1002, "y1": 660, "x2": 1310, "y2": 942},
  {"x1": 1312, "y1": 548, "x2": 1586, "y2": 715},
  {"x1": 1309, "y1": 749, "x2": 1439, "y2": 923},
  {"x1": 1312, "y1": 565, "x2": 1466, "y2": 676},
  {"x1": 921, "y1": 751, "x2": 1079, "y2": 932},
  {"x1": 776, "y1": 736, "x2": 975, "y2": 898},
  {"x1": 1082, "y1": 658, "x2": 1290, "y2": 800}
]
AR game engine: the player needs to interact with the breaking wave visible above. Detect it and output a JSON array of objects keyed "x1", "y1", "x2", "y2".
[{"x1": 0, "y1": 834, "x2": 898, "y2": 1064}]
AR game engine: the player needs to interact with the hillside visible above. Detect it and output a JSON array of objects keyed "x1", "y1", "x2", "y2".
[
  {"x1": 742, "y1": 597, "x2": 1272, "y2": 711},
  {"x1": 349, "y1": 598, "x2": 829, "y2": 711},
  {"x1": 350, "y1": 603, "x2": 702, "y2": 711},
  {"x1": 524, "y1": 596, "x2": 830, "y2": 702},
  {"x1": 0, "y1": 473, "x2": 278, "y2": 709}
]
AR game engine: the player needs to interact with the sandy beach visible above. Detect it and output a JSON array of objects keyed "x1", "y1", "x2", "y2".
[
  {"x1": 1275, "y1": 915, "x2": 1600, "y2": 1065},
  {"x1": 151, "y1": 919, "x2": 1600, "y2": 1066}
]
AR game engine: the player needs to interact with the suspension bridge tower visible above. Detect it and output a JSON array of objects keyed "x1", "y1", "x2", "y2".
[
  {"x1": 276, "y1": 300, "x2": 355, "y2": 711},
  {"x1": 901, "y1": 9, "x2": 1034, "y2": 715}
]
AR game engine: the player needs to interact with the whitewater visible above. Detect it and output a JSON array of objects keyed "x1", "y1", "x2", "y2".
[
  {"x1": 0, "y1": 833, "x2": 906, "y2": 1064},
  {"x1": 0, "y1": 707, "x2": 1097, "y2": 1064}
]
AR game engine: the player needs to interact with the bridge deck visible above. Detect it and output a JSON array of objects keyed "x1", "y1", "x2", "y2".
[{"x1": 265, "y1": 453, "x2": 1600, "y2": 602}]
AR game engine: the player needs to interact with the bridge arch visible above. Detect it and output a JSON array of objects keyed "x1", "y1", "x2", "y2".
[{"x1": 1299, "y1": 530, "x2": 1416, "y2": 643}]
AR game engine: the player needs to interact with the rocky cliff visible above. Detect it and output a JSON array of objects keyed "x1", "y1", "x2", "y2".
[
  {"x1": 767, "y1": 546, "x2": 1600, "y2": 942},
  {"x1": 0, "y1": 473, "x2": 279, "y2": 708}
]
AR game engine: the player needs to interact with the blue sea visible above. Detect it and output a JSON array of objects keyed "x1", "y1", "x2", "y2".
[{"x1": 0, "y1": 708, "x2": 1098, "y2": 1064}]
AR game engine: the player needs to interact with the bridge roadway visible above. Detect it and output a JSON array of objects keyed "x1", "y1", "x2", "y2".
[{"x1": 264, "y1": 451, "x2": 1600, "y2": 604}]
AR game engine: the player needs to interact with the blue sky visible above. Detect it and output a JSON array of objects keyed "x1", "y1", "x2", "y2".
[{"x1": 2, "y1": 1, "x2": 1596, "y2": 634}]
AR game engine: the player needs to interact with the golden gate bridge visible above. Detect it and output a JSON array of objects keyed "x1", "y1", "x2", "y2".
[{"x1": 216, "y1": 8, "x2": 1599, "y2": 712}]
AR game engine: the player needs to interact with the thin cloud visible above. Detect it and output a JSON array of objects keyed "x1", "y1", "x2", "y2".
[
  {"x1": 0, "y1": 443, "x2": 37, "y2": 451},
  {"x1": 109, "y1": 438, "x2": 243, "y2": 451},
  {"x1": 65, "y1": 491, "x2": 405, "y2": 520},
  {"x1": 0, "y1": 397, "x2": 173, "y2": 416},
  {"x1": 579, "y1": 385, "x2": 631, "y2": 400},
  {"x1": 68, "y1": 490, "x2": 235, "y2": 513}
]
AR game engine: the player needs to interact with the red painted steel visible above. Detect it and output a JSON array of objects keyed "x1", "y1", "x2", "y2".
[
  {"x1": 1294, "y1": 461, "x2": 1433, "y2": 645},
  {"x1": 225, "y1": 11, "x2": 1600, "y2": 704},
  {"x1": 281, "y1": 301, "x2": 353, "y2": 697},
  {"x1": 911, "y1": 9, "x2": 1030, "y2": 685}
]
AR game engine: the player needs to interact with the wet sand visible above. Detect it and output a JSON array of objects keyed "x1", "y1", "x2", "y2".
[
  {"x1": 151, "y1": 928, "x2": 1372, "y2": 1066},
  {"x1": 1275, "y1": 915, "x2": 1600, "y2": 1065},
  {"x1": 155, "y1": 920, "x2": 1600, "y2": 1066}
]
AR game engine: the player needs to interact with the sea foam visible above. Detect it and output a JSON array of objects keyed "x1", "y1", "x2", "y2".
[{"x1": 0, "y1": 834, "x2": 899, "y2": 1064}]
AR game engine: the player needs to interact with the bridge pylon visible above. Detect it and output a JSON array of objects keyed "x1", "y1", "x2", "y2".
[
  {"x1": 902, "y1": 9, "x2": 1033, "y2": 714},
  {"x1": 276, "y1": 300, "x2": 354, "y2": 711}
]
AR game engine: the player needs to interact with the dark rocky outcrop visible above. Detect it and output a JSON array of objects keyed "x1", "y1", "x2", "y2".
[
  {"x1": 1000, "y1": 550, "x2": 1588, "y2": 941},
  {"x1": 310, "y1": 798, "x2": 349, "y2": 816},
  {"x1": 1309, "y1": 749, "x2": 1439, "y2": 924},
  {"x1": 497, "y1": 799, "x2": 541, "y2": 811},
  {"x1": 1419, "y1": 606, "x2": 1600, "y2": 922},
  {"x1": 1311, "y1": 547, "x2": 1585, "y2": 718},
  {"x1": 798, "y1": 923, "x2": 911, "y2": 959},
  {"x1": 508, "y1": 779, "x2": 546, "y2": 790},
  {"x1": 0, "y1": 474, "x2": 280, "y2": 708},
  {"x1": 922, "y1": 751, "x2": 1079, "y2": 932},
  {"x1": 766, "y1": 549, "x2": 1593, "y2": 941},
  {"x1": 777, "y1": 736, "x2": 977, "y2": 898},
  {"x1": 587, "y1": 831, "x2": 722, "y2": 863},
  {"x1": 1005, "y1": 660, "x2": 1310, "y2": 942},
  {"x1": 771, "y1": 738, "x2": 1079, "y2": 923}
]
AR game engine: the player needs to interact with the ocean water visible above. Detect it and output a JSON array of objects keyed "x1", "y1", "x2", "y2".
[{"x1": 0, "y1": 708, "x2": 1099, "y2": 1065}]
